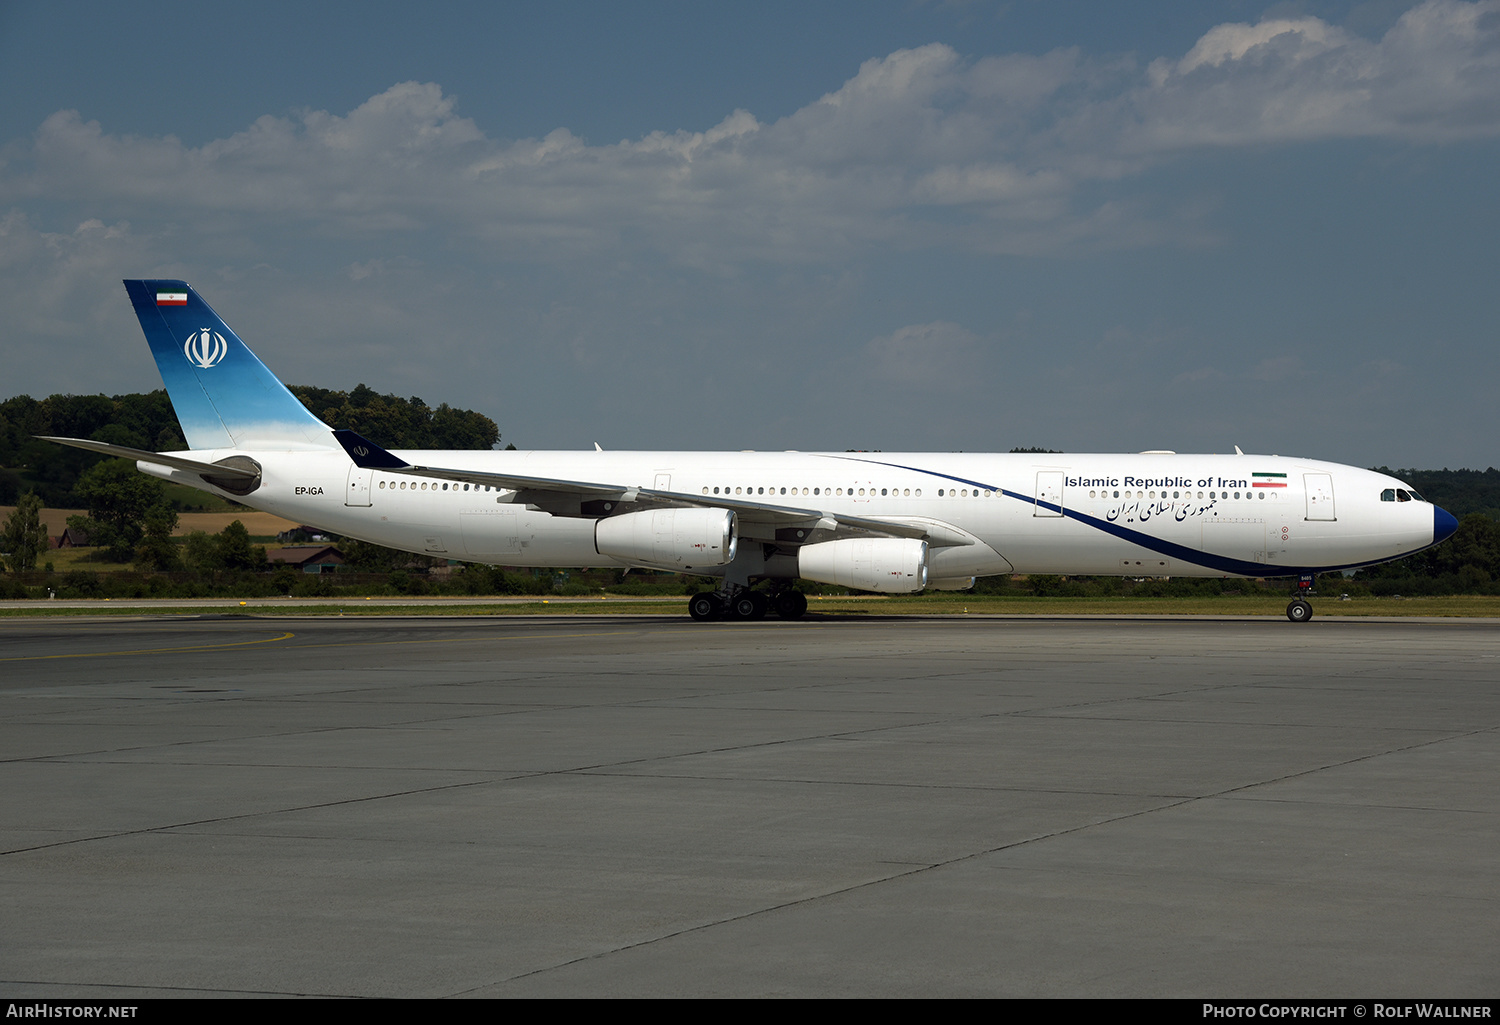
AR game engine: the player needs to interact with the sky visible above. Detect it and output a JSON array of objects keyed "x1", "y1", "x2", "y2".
[{"x1": 1, "y1": 0, "x2": 1496, "y2": 468}]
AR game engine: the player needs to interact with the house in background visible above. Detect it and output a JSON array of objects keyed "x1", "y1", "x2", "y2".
[
  {"x1": 276, "y1": 525, "x2": 333, "y2": 543},
  {"x1": 53, "y1": 526, "x2": 92, "y2": 549},
  {"x1": 267, "y1": 545, "x2": 345, "y2": 574}
]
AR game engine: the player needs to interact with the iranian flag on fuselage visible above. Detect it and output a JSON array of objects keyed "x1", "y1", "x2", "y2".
[
  {"x1": 155, "y1": 290, "x2": 187, "y2": 305},
  {"x1": 1253, "y1": 472, "x2": 1287, "y2": 488}
]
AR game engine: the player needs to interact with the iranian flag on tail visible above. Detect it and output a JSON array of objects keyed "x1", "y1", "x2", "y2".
[
  {"x1": 156, "y1": 289, "x2": 187, "y2": 306},
  {"x1": 1253, "y1": 472, "x2": 1287, "y2": 488}
]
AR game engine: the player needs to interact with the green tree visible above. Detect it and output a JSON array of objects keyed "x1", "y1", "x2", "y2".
[
  {"x1": 217, "y1": 520, "x2": 265, "y2": 571},
  {"x1": 180, "y1": 521, "x2": 266, "y2": 574},
  {"x1": 2, "y1": 491, "x2": 50, "y2": 572},
  {"x1": 0, "y1": 468, "x2": 24, "y2": 506},
  {"x1": 181, "y1": 530, "x2": 222, "y2": 573},
  {"x1": 339, "y1": 537, "x2": 411, "y2": 571},
  {"x1": 135, "y1": 505, "x2": 181, "y2": 571},
  {"x1": 74, "y1": 460, "x2": 167, "y2": 561},
  {"x1": 287, "y1": 384, "x2": 500, "y2": 449}
]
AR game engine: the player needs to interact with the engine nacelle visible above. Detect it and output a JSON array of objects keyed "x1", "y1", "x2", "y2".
[
  {"x1": 926, "y1": 576, "x2": 975, "y2": 591},
  {"x1": 595, "y1": 508, "x2": 738, "y2": 569},
  {"x1": 797, "y1": 537, "x2": 929, "y2": 593}
]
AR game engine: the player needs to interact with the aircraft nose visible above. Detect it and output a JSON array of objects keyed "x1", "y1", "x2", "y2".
[{"x1": 1434, "y1": 505, "x2": 1459, "y2": 545}]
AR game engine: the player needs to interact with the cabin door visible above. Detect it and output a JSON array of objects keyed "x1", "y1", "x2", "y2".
[
  {"x1": 1304, "y1": 473, "x2": 1336, "y2": 521},
  {"x1": 345, "y1": 465, "x2": 372, "y2": 507},
  {"x1": 1034, "y1": 471, "x2": 1063, "y2": 517}
]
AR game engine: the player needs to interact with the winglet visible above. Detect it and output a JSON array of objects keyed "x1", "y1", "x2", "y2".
[{"x1": 332, "y1": 429, "x2": 409, "y2": 469}]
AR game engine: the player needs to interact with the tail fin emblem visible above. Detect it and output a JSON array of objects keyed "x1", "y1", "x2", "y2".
[{"x1": 184, "y1": 328, "x2": 228, "y2": 368}]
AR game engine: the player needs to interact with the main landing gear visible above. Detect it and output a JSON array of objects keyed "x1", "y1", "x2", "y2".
[{"x1": 688, "y1": 586, "x2": 807, "y2": 621}]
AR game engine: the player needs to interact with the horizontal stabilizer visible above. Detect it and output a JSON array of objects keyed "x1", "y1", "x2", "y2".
[{"x1": 36, "y1": 436, "x2": 260, "y2": 479}]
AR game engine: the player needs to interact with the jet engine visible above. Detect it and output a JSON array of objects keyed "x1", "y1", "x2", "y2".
[
  {"x1": 797, "y1": 537, "x2": 929, "y2": 593},
  {"x1": 926, "y1": 576, "x2": 975, "y2": 591},
  {"x1": 595, "y1": 508, "x2": 738, "y2": 569}
]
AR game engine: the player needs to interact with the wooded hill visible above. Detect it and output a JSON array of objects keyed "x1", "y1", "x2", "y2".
[{"x1": 1, "y1": 387, "x2": 501, "y2": 507}]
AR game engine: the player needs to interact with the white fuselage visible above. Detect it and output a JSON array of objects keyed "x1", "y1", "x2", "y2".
[{"x1": 141, "y1": 448, "x2": 1444, "y2": 580}]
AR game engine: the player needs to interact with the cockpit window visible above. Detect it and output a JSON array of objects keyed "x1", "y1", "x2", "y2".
[
  {"x1": 1381, "y1": 489, "x2": 1395, "y2": 502},
  {"x1": 1396, "y1": 489, "x2": 1411, "y2": 502}
]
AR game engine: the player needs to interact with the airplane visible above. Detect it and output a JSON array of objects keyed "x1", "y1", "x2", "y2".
[{"x1": 40, "y1": 279, "x2": 1459, "y2": 623}]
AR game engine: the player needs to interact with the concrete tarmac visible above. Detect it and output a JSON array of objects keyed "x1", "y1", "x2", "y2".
[{"x1": 1, "y1": 615, "x2": 1496, "y2": 997}]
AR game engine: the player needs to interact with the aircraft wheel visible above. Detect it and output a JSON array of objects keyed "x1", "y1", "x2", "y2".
[
  {"x1": 1286, "y1": 599, "x2": 1313, "y2": 623},
  {"x1": 689, "y1": 593, "x2": 722, "y2": 621},
  {"x1": 731, "y1": 592, "x2": 767, "y2": 620},
  {"x1": 774, "y1": 590, "x2": 808, "y2": 619}
]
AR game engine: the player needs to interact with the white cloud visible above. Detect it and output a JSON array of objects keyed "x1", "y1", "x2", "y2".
[
  {"x1": 1132, "y1": 0, "x2": 1500, "y2": 148},
  {"x1": 3, "y1": 2, "x2": 1497, "y2": 267},
  {"x1": 0, "y1": 211, "x2": 167, "y2": 394},
  {"x1": 1175, "y1": 18, "x2": 1347, "y2": 75},
  {"x1": 864, "y1": 321, "x2": 983, "y2": 390},
  {"x1": 1250, "y1": 355, "x2": 1306, "y2": 381}
]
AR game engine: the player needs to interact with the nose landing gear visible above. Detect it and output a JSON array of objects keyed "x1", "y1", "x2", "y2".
[{"x1": 1286, "y1": 572, "x2": 1316, "y2": 623}]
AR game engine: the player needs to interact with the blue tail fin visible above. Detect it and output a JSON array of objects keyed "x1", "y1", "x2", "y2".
[{"x1": 123, "y1": 279, "x2": 335, "y2": 451}]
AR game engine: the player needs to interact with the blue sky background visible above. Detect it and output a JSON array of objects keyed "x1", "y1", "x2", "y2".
[{"x1": 1, "y1": 0, "x2": 1495, "y2": 468}]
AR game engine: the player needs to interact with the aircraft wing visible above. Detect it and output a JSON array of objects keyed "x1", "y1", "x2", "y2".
[{"x1": 333, "y1": 430, "x2": 944, "y2": 545}]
